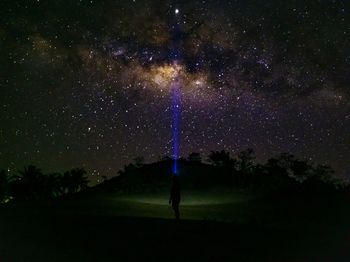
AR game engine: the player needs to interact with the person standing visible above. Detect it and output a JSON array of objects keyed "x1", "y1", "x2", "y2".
[{"x1": 169, "y1": 175, "x2": 181, "y2": 220}]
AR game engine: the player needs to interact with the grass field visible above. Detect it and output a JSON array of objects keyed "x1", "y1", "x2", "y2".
[{"x1": 0, "y1": 189, "x2": 350, "y2": 261}]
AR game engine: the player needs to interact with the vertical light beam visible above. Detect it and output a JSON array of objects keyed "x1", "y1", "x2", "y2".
[
  {"x1": 171, "y1": 77, "x2": 181, "y2": 175},
  {"x1": 170, "y1": 2, "x2": 182, "y2": 175}
]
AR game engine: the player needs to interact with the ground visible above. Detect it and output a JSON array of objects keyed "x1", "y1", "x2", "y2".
[{"x1": 0, "y1": 189, "x2": 349, "y2": 261}]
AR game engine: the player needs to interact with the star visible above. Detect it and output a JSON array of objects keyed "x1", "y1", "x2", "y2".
[{"x1": 0, "y1": 0, "x2": 349, "y2": 183}]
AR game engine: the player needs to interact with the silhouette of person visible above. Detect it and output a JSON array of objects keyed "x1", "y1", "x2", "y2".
[{"x1": 169, "y1": 175, "x2": 181, "y2": 220}]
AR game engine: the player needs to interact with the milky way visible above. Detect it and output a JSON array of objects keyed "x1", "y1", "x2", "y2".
[{"x1": 1, "y1": 0, "x2": 349, "y2": 182}]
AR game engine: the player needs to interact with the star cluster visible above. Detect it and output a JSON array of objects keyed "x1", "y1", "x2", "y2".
[{"x1": 1, "y1": 0, "x2": 349, "y2": 182}]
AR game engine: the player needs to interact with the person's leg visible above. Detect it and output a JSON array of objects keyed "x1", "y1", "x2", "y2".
[
  {"x1": 172, "y1": 202, "x2": 180, "y2": 220},
  {"x1": 173, "y1": 203, "x2": 180, "y2": 220}
]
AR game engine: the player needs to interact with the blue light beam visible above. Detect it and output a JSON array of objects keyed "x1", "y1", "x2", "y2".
[
  {"x1": 170, "y1": 3, "x2": 182, "y2": 175},
  {"x1": 171, "y1": 77, "x2": 181, "y2": 175}
]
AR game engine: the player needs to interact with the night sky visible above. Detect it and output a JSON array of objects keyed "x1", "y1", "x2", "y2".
[{"x1": 1, "y1": 0, "x2": 349, "y2": 183}]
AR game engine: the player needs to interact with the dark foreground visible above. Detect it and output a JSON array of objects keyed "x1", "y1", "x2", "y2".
[{"x1": 0, "y1": 192, "x2": 350, "y2": 261}]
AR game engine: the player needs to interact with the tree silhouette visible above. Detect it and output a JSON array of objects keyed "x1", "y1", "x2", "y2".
[
  {"x1": 159, "y1": 155, "x2": 171, "y2": 161},
  {"x1": 290, "y1": 159, "x2": 313, "y2": 182},
  {"x1": 188, "y1": 152, "x2": 202, "y2": 163},
  {"x1": 236, "y1": 149, "x2": 256, "y2": 186},
  {"x1": 133, "y1": 157, "x2": 145, "y2": 168},
  {"x1": 0, "y1": 169, "x2": 10, "y2": 203},
  {"x1": 208, "y1": 150, "x2": 233, "y2": 167},
  {"x1": 265, "y1": 153, "x2": 295, "y2": 178},
  {"x1": 308, "y1": 164, "x2": 345, "y2": 190},
  {"x1": 266, "y1": 157, "x2": 286, "y2": 177},
  {"x1": 12, "y1": 165, "x2": 44, "y2": 200},
  {"x1": 262, "y1": 157, "x2": 295, "y2": 191},
  {"x1": 62, "y1": 168, "x2": 89, "y2": 194},
  {"x1": 276, "y1": 153, "x2": 295, "y2": 171},
  {"x1": 41, "y1": 173, "x2": 63, "y2": 198},
  {"x1": 0, "y1": 147, "x2": 346, "y2": 204},
  {"x1": 237, "y1": 148, "x2": 255, "y2": 173},
  {"x1": 312, "y1": 165, "x2": 334, "y2": 182}
]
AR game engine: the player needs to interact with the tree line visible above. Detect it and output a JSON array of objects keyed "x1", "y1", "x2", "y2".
[
  {"x1": 0, "y1": 166, "x2": 89, "y2": 203},
  {"x1": 115, "y1": 149, "x2": 347, "y2": 194},
  {"x1": 204, "y1": 149, "x2": 346, "y2": 192},
  {"x1": 1, "y1": 149, "x2": 347, "y2": 203}
]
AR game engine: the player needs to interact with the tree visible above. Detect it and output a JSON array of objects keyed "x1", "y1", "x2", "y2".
[
  {"x1": 188, "y1": 152, "x2": 202, "y2": 163},
  {"x1": 62, "y1": 168, "x2": 89, "y2": 194},
  {"x1": 159, "y1": 155, "x2": 171, "y2": 161},
  {"x1": 134, "y1": 156, "x2": 145, "y2": 168},
  {"x1": 265, "y1": 153, "x2": 295, "y2": 178},
  {"x1": 237, "y1": 148, "x2": 255, "y2": 174},
  {"x1": 290, "y1": 159, "x2": 313, "y2": 182},
  {"x1": 312, "y1": 165, "x2": 335, "y2": 182},
  {"x1": 310, "y1": 165, "x2": 344, "y2": 189},
  {"x1": 208, "y1": 150, "x2": 233, "y2": 167},
  {"x1": 12, "y1": 165, "x2": 44, "y2": 200},
  {"x1": 235, "y1": 149, "x2": 256, "y2": 187},
  {"x1": 41, "y1": 173, "x2": 63, "y2": 198},
  {"x1": 0, "y1": 169, "x2": 10, "y2": 203}
]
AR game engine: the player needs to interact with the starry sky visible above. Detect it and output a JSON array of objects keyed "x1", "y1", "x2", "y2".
[{"x1": 1, "y1": 0, "x2": 349, "y2": 183}]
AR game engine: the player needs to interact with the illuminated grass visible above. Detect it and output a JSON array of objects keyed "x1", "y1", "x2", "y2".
[
  {"x1": 118, "y1": 190, "x2": 253, "y2": 206},
  {"x1": 82, "y1": 189, "x2": 257, "y2": 221}
]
